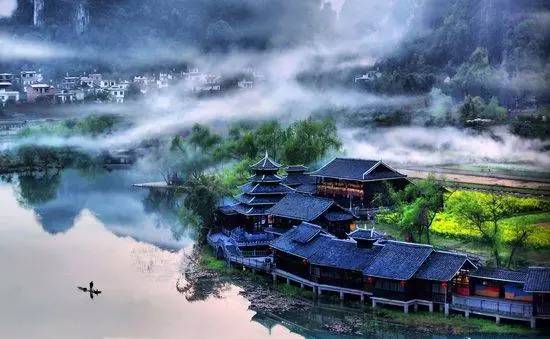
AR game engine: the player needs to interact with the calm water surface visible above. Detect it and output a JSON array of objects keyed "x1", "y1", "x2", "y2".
[{"x1": 0, "y1": 169, "x2": 526, "y2": 339}]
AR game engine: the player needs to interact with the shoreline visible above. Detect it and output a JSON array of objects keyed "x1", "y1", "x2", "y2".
[{"x1": 181, "y1": 245, "x2": 539, "y2": 337}]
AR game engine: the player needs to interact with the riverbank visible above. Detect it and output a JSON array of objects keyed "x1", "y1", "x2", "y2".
[{"x1": 186, "y1": 246, "x2": 539, "y2": 336}]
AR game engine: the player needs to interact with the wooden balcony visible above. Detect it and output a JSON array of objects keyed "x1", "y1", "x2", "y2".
[{"x1": 451, "y1": 295, "x2": 533, "y2": 320}]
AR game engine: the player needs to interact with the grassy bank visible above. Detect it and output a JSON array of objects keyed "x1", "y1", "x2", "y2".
[{"x1": 366, "y1": 307, "x2": 535, "y2": 335}]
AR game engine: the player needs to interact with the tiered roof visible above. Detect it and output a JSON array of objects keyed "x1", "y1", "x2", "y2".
[{"x1": 232, "y1": 153, "x2": 294, "y2": 216}]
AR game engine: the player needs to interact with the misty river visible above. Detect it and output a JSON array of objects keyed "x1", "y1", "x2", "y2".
[{"x1": 0, "y1": 168, "x2": 536, "y2": 339}]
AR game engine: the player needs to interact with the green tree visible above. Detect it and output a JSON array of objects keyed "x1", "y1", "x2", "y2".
[
  {"x1": 451, "y1": 191, "x2": 512, "y2": 267},
  {"x1": 281, "y1": 118, "x2": 341, "y2": 165},
  {"x1": 459, "y1": 95, "x2": 486, "y2": 124},
  {"x1": 178, "y1": 173, "x2": 227, "y2": 243},
  {"x1": 375, "y1": 176, "x2": 445, "y2": 244}
]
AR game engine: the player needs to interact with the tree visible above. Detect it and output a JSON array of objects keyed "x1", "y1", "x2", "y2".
[
  {"x1": 458, "y1": 95, "x2": 486, "y2": 124},
  {"x1": 374, "y1": 176, "x2": 445, "y2": 244},
  {"x1": 506, "y1": 224, "x2": 534, "y2": 268},
  {"x1": 451, "y1": 191, "x2": 511, "y2": 267},
  {"x1": 281, "y1": 118, "x2": 341, "y2": 165},
  {"x1": 178, "y1": 173, "x2": 227, "y2": 243}
]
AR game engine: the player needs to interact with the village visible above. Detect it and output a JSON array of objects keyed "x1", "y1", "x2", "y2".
[
  {"x1": 0, "y1": 66, "x2": 263, "y2": 107},
  {"x1": 205, "y1": 152, "x2": 550, "y2": 330}
]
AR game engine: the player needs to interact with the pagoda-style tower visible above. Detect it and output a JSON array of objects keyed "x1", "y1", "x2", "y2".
[{"x1": 232, "y1": 152, "x2": 294, "y2": 229}]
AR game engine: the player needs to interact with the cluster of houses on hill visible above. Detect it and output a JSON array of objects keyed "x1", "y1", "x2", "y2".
[
  {"x1": 209, "y1": 153, "x2": 550, "y2": 329},
  {"x1": 0, "y1": 67, "x2": 264, "y2": 107}
]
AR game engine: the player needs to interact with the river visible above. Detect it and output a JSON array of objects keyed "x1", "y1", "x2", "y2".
[{"x1": 0, "y1": 168, "x2": 535, "y2": 338}]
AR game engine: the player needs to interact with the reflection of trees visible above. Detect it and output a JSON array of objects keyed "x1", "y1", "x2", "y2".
[
  {"x1": 142, "y1": 189, "x2": 193, "y2": 241},
  {"x1": 176, "y1": 247, "x2": 229, "y2": 301},
  {"x1": 16, "y1": 173, "x2": 61, "y2": 207}
]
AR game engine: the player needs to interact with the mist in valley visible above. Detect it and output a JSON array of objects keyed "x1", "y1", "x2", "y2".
[{"x1": 0, "y1": 0, "x2": 549, "y2": 169}]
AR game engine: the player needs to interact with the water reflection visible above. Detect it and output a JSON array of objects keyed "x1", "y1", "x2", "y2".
[
  {"x1": 10, "y1": 168, "x2": 191, "y2": 248},
  {"x1": 0, "y1": 169, "x2": 534, "y2": 338},
  {"x1": 0, "y1": 180, "x2": 302, "y2": 339}
]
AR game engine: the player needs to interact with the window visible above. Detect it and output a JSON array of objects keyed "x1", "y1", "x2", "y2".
[{"x1": 375, "y1": 279, "x2": 405, "y2": 292}]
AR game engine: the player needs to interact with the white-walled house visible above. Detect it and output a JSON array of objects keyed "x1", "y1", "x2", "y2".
[
  {"x1": 0, "y1": 89, "x2": 20, "y2": 105},
  {"x1": 20, "y1": 71, "x2": 43, "y2": 88},
  {"x1": 108, "y1": 85, "x2": 125, "y2": 103}
]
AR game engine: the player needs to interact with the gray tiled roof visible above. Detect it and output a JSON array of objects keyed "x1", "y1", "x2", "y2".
[
  {"x1": 235, "y1": 193, "x2": 280, "y2": 205},
  {"x1": 309, "y1": 239, "x2": 380, "y2": 271},
  {"x1": 250, "y1": 153, "x2": 282, "y2": 171},
  {"x1": 310, "y1": 158, "x2": 406, "y2": 181},
  {"x1": 270, "y1": 222, "x2": 332, "y2": 259},
  {"x1": 249, "y1": 173, "x2": 283, "y2": 183},
  {"x1": 286, "y1": 165, "x2": 308, "y2": 172},
  {"x1": 270, "y1": 222, "x2": 378, "y2": 271},
  {"x1": 323, "y1": 211, "x2": 354, "y2": 222},
  {"x1": 469, "y1": 267, "x2": 527, "y2": 283},
  {"x1": 232, "y1": 203, "x2": 271, "y2": 216},
  {"x1": 283, "y1": 173, "x2": 316, "y2": 186},
  {"x1": 239, "y1": 182, "x2": 294, "y2": 195},
  {"x1": 295, "y1": 183, "x2": 318, "y2": 194},
  {"x1": 363, "y1": 241, "x2": 433, "y2": 280},
  {"x1": 414, "y1": 251, "x2": 471, "y2": 282},
  {"x1": 348, "y1": 228, "x2": 385, "y2": 241},
  {"x1": 266, "y1": 192, "x2": 335, "y2": 221},
  {"x1": 524, "y1": 267, "x2": 550, "y2": 292},
  {"x1": 292, "y1": 222, "x2": 324, "y2": 243}
]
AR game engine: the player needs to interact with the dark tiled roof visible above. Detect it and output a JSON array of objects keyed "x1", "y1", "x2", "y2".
[
  {"x1": 469, "y1": 267, "x2": 527, "y2": 283},
  {"x1": 310, "y1": 239, "x2": 380, "y2": 271},
  {"x1": 250, "y1": 153, "x2": 282, "y2": 171},
  {"x1": 348, "y1": 228, "x2": 385, "y2": 240},
  {"x1": 414, "y1": 251, "x2": 471, "y2": 282},
  {"x1": 232, "y1": 203, "x2": 271, "y2": 216},
  {"x1": 218, "y1": 205, "x2": 237, "y2": 215},
  {"x1": 292, "y1": 222, "x2": 324, "y2": 243},
  {"x1": 286, "y1": 165, "x2": 308, "y2": 172},
  {"x1": 239, "y1": 182, "x2": 294, "y2": 195},
  {"x1": 266, "y1": 192, "x2": 334, "y2": 221},
  {"x1": 363, "y1": 241, "x2": 433, "y2": 280},
  {"x1": 249, "y1": 173, "x2": 283, "y2": 183},
  {"x1": 310, "y1": 158, "x2": 406, "y2": 181},
  {"x1": 282, "y1": 172, "x2": 316, "y2": 186},
  {"x1": 235, "y1": 193, "x2": 280, "y2": 206},
  {"x1": 323, "y1": 210, "x2": 354, "y2": 222},
  {"x1": 270, "y1": 222, "x2": 331, "y2": 259},
  {"x1": 270, "y1": 222, "x2": 378, "y2": 271},
  {"x1": 524, "y1": 267, "x2": 550, "y2": 292},
  {"x1": 295, "y1": 183, "x2": 318, "y2": 194}
]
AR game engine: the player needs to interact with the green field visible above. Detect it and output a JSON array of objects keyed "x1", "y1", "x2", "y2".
[{"x1": 374, "y1": 190, "x2": 550, "y2": 266}]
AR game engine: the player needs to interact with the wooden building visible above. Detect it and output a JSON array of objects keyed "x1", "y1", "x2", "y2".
[
  {"x1": 266, "y1": 192, "x2": 355, "y2": 238},
  {"x1": 310, "y1": 158, "x2": 409, "y2": 208}
]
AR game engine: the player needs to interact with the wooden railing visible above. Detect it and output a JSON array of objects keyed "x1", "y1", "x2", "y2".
[
  {"x1": 535, "y1": 304, "x2": 550, "y2": 316},
  {"x1": 452, "y1": 295, "x2": 533, "y2": 319},
  {"x1": 241, "y1": 249, "x2": 271, "y2": 257}
]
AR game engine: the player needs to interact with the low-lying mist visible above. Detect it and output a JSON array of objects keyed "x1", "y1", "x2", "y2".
[{"x1": 341, "y1": 126, "x2": 550, "y2": 169}]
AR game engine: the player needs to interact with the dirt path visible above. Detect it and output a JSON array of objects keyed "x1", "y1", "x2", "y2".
[{"x1": 399, "y1": 168, "x2": 550, "y2": 196}]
